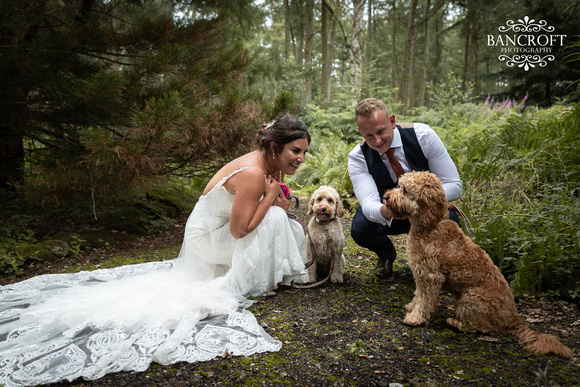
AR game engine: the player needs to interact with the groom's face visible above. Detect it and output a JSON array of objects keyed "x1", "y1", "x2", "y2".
[{"x1": 356, "y1": 109, "x2": 396, "y2": 154}]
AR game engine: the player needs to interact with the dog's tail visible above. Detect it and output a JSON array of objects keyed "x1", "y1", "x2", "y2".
[{"x1": 512, "y1": 321, "x2": 573, "y2": 358}]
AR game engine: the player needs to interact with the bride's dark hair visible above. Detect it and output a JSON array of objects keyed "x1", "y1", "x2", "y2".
[{"x1": 256, "y1": 114, "x2": 311, "y2": 155}]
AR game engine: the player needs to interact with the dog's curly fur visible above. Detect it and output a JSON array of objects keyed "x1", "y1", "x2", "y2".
[
  {"x1": 384, "y1": 171, "x2": 573, "y2": 358},
  {"x1": 306, "y1": 186, "x2": 346, "y2": 284}
]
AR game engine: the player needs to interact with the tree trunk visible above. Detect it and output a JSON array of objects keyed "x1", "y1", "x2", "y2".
[
  {"x1": 321, "y1": 1, "x2": 329, "y2": 106},
  {"x1": 364, "y1": 0, "x2": 372, "y2": 97},
  {"x1": 296, "y1": 0, "x2": 305, "y2": 66},
  {"x1": 304, "y1": 0, "x2": 314, "y2": 99},
  {"x1": 462, "y1": 18, "x2": 470, "y2": 94},
  {"x1": 469, "y1": 18, "x2": 479, "y2": 95},
  {"x1": 328, "y1": 19, "x2": 336, "y2": 101},
  {"x1": 284, "y1": 0, "x2": 291, "y2": 61},
  {"x1": 162, "y1": 0, "x2": 173, "y2": 21},
  {"x1": 405, "y1": 26, "x2": 418, "y2": 112},
  {"x1": 0, "y1": 126, "x2": 24, "y2": 190},
  {"x1": 418, "y1": 0, "x2": 431, "y2": 107},
  {"x1": 391, "y1": 0, "x2": 397, "y2": 91},
  {"x1": 399, "y1": 0, "x2": 417, "y2": 113},
  {"x1": 367, "y1": 0, "x2": 372, "y2": 64},
  {"x1": 349, "y1": 0, "x2": 365, "y2": 99},
  {"x1": 110, "y1": 3, "x2": 121, "y2": 72}
]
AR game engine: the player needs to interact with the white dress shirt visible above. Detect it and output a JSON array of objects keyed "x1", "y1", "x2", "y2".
[{"x1": 347, "y1": 123, "x2": 462, "y2": 226}]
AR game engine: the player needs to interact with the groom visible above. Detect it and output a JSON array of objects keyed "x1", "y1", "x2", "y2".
[{"x1": 347, "y1": 98, "x2": 463, "y2": 279}]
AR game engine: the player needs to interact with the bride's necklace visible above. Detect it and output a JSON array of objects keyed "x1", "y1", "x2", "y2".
[{"x1": 257, "y1": 151, "x2": 282, "y2": 181}]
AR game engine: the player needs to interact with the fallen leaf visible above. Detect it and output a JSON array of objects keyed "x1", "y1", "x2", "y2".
[
  {"x1": 478, "y1": 336, "x2": 500, "y2": 343},
  {"x1": 526, "y1": 318, "x2": 544, "y2": 323}
]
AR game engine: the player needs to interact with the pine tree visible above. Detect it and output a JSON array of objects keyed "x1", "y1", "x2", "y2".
[{"x1": 0, "y1": 0, "x2": 259, "y2": 202}]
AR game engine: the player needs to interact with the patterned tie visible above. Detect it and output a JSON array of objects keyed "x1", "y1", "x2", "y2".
[{"x1": 386, "y1": 148, "x2": 405, "y2": 179}]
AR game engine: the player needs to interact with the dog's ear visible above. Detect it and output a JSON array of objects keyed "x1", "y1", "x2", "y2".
[
  {"x1": 307, "y1": 194, "x2": 315, "y2": 216},
  {"x1": 417, "y1": 185, "x2": 448, "y2": 229},
  {"x1": 336, "y1": 197, "x2": 345, "y2": 218}
]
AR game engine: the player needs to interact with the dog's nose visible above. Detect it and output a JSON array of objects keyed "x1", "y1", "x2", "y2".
[
  {"x1": 319, "y1": 206, "x2": 327, "y2": 213},
  {"x1": 382, "y1": 194, "x2": 389, "y2": 201}
]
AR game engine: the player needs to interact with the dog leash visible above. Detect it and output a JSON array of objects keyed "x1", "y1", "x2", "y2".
[
  {"x1": 291, "y1": 219, "x2": 337, "y2": 289},
  {"x1": 448, "y1": 203, "x2": 475, "y2": 235}
]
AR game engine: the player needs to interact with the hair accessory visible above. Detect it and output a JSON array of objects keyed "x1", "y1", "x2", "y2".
[{"x1": 266, "y1": 119, "x2": 276, "y2": 130}]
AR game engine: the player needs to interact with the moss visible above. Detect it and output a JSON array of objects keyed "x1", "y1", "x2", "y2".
[
  {"x1": 7, "y1": 242, "x2": 36, "y2": 259},
  {"x1": 8, "y1": 239, "x2": 69, "y2": 262},
  {"x1": 209, "y1": 362, "x2": 230, "y2": 371}
]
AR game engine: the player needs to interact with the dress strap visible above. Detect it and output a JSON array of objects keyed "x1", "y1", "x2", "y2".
[{"x1": 217, "y1": 166, "x2": 268, "y2": 188}]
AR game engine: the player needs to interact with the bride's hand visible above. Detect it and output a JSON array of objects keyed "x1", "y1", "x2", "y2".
[
  {"x1": 264, "y1": 176, "x2": 281, "y2": 203},
  {"x1": 273, "y1": 190, "x2": 291, "y2": 211}
]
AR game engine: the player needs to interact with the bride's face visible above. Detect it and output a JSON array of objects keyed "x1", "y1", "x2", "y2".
[{"x1": 273, "y1": 138, "x2": 309, "y2": 176}]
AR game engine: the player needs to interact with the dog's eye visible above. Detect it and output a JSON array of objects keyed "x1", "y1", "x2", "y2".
[
  {"x1": 402, "y1": 187, "x2": 407, "y2": 194},
  {"x1": 317, "y1": 197, "x2": 322, "y2": 202},
  {"x1": 328, "y1": 199, "x2": 333, "y2": 203}
]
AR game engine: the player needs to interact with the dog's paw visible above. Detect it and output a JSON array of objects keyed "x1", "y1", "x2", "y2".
[
  {"x1": 403, "y1": 312, "x2": 429, "y2": 326},
  {"x1": 404, "y1": 301, "x2": 416, "y2": 312},
  {"x1": 330, "y1": 274, "x2": 343, "y2": 284},
  {"x1": 446, "y1": 317, "x2": 477, "y2": 332},
  {"x1": 446, "y1": 317, "x2": 463, "y2": 331}
]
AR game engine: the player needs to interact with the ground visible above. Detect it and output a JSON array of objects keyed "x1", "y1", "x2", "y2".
[{"x1": 1, "y1": 207, "x2": 579, "y2": 386}]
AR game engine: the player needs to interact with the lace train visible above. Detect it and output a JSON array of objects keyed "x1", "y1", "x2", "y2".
[{"x1": 0, "y1": 261, "x2": 282, "y2": 386}]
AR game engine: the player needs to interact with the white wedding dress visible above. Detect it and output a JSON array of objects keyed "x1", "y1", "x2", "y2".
[{"x1": 0, "y1": 167, "x2": 308, "y2": 386}]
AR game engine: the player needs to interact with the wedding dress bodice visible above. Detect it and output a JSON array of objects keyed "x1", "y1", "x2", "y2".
[{"x1": 0, "y1": 167, "x2": 307, "y2": 386}]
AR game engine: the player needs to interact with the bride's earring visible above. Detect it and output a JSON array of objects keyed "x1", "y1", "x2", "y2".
[{"x1": 273, "y1": 152, "x2": 276, "y2": 159}]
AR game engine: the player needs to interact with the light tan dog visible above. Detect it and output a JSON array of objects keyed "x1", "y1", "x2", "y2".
[
  {"x1": 306, "y1": 186, "x2": 346, "y2": 284},
  {"x1": 383, "y1": 171, "x2": 573, "y2": 358}
]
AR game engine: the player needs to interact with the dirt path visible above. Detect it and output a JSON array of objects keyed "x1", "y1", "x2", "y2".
[{"x1": 4, "y1": 212, "x2": 579, "y2": 386}]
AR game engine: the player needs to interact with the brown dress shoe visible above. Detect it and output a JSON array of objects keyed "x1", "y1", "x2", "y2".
[
  {"x1": 374, "y1": 246, "x2": 395, "y2": 279},
  {"x1": 374, "y1": 258, "x2": 393, "y2": 279}
]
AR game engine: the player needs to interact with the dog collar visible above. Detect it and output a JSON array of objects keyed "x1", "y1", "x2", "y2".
[{"x1": 315, "y1": 217, "x2": 336, "y2": 226}]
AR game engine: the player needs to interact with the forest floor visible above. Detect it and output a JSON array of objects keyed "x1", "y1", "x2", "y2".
[{"x1": 2, "y1": 205, "x2": 579, "y2": 387}]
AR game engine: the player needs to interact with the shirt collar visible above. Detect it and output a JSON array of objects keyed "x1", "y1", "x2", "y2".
[
  {"x1": 387, "y1": 127, "x2": 402, "y2": 151},
  {"x1": 359, "y1": 127, "x2": 402, "y2": 153}
]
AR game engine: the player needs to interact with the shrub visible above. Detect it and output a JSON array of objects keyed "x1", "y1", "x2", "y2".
[{"x1": 445, "y1": 102, "x2": 580, "y2": 299}]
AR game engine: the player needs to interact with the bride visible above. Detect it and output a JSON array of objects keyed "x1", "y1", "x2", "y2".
[{"x1": 0, "y1": 114, "x2": 311, "y2": 386}]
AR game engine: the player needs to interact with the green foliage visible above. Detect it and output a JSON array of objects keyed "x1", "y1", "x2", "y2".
[
  {"x1": 287, "y1": 102, "x2": 358, "y2": 198},
  {"x1": 347, "y1": 339, "x2": 367, "y2": 356},
  {"x1": 442, "y1": 102, "x2": 580, "y2": 299},
  {"x1": 261, "y1": 90, "x2": 301, "y2": 120},
  {"x1": 427, "y1": 71, "x2": 475, "y2": 110}
]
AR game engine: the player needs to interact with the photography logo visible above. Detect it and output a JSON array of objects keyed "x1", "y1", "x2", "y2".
[{"x1": 487, "y1": 16, "x2": 566, "y2": 71}]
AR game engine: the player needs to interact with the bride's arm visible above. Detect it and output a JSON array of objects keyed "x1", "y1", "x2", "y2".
[{"x1": 228, "y1": 169, "x2": 281, "y2": 239}]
